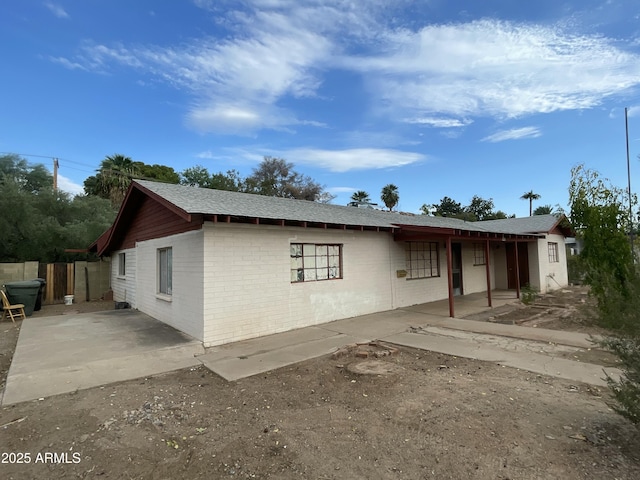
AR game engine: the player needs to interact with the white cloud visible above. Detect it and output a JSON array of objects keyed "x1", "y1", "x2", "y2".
[
  {"x1": 328, "y1": 186, "x2": 358, "y2": 194},
  {"x1": 195, "y1": 150, "x2": 215, "y2": 159},
  {"x1": 57, "y1": 174, "x2": 84, "y2": 195},
  {"x1": 627, "y1": 106, "x2": 640, "y2": 117},
  {"x1": 283, "y1": 148, "x2": 426, "y2": 172},
  {"x1": 60, "y1": 8, "x2": 333, "y2": 134},
  {"x1": 404, "y1": 117, "x2": 473, "y2": 128},
  {"x1": 350, "y1": 19, "x2": 640, "y2": 121},
  {"x1": 52, "y1": 4, "x2": 640, "y2": 136},
  {"x1": 44, "y1": 1, "x2": 69, "y2": 19},
  {"x1": 482, "y1": 126, "x2": 542, "y2": 143}
]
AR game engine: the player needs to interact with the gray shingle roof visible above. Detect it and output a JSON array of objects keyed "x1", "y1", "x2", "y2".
[{"x1": 134, "y1": 180, "x2": 560, "y2": 235}]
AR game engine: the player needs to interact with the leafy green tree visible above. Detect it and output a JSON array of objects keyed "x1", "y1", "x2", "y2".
[
  {"x1": 419, "y1": 203, "x2": 432, "y2": 215},
  {"x1": 380, "y1": 184, "x2": 399, "y2": 211},
  {"x1": 432, "y1": 196, "x2": 463, "y2": 217},
  {"x1": 465, "y1": 195, "x2": 496, "y2": 221},
  {"x1": 245, "y1": 157, "x2": 329, "y2": 201},
  {"x1": 569, "y1": 164, "x2": 640, "y2": 425},
  {"x1": 180, "y1": 166, "x2": 244, "y2": 191},
  {"x1": 135, "y1": 163, "x2": 180, "y2": 184},
  {"x1": 180, "y1": 165, "x2": 213, "y2": 188},
  {"x1": 351, "y1": 190, "x2": 371, "y2": 203},
  {"x1": 533, "y1": 204, "x2": 553, "y2": 215},
  {"x1": 521, "y1": 190, "x2": 541, "y2": 216},
  {"x1": 210, "y1": 170, "x2": 244, "y2": 191},
  {"x1": 1, "y1": 161, "x2": 116, "y2": 262},
  {"x1": 569, "y1": 164, "x2": 633, "y2": 305},
  {"x1": 0, "y1": 154, "x2": 53, "y2": 193}
]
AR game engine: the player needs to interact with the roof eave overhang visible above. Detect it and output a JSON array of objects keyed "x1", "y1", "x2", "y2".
[
  {"x1": 93, "y1": 181, "x2": 192, "y2": 256},
  {"x1": 204, "y1": 214, "x2": 397, "y2": 233},
  {"x1": 392, "y1": 224, "x2": 542, "y2": 241}
]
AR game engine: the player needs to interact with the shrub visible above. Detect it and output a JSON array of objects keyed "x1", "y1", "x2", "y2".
[{"x1": 520, "y1": 284, "x2": 538, "y2": 305}]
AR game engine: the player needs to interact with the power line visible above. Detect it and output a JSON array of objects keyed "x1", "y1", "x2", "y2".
[{"x1": 0, "y1": 151, "x2": 98, "y2": 169}]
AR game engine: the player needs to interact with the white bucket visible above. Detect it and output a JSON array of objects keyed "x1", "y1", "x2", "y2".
[{"x1": 64, "y1": 295, "x2": 74, "y2": 305}]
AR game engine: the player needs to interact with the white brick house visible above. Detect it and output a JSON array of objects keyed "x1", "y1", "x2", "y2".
[{"x1": 91, "y1": 180, "x2": 571, "y2": 346}]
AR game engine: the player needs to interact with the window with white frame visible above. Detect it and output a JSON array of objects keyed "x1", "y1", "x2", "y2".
[
  {"x1": 548, "y1": 242, "x2": 559, "y2": 263},
  {"x1": 118, "y1": 252, "x2": 126, "y2": 276},
  {"x1": 473, "y1": 243, "x2": 486, "y2": 265},
  {"x1": 158, "y1": 247, "x2": 172, "y2": 295},
  {"x1": 405, "y1": 242, "x2": 440, "y2": 279},
  {"x1": 290, "y1": 243, "x2": 342, "y2": 282}
]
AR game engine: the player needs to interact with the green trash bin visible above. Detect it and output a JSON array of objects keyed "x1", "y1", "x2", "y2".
[{"x1": 4, "y1": 280, "x2": 41, "y2": 316}]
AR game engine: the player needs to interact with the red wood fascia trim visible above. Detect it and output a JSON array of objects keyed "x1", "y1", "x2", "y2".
[{"x1": 132, "y1": 182, "x2": 192, "y2": 222}]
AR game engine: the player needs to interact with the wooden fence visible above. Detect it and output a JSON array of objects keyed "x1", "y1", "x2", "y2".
[
  {"x1": 38, "y1": 263, "x2": 74, "y2": 304},
  {"x1": 1, "y1": 260, "x2": 111, "y2": 304}
]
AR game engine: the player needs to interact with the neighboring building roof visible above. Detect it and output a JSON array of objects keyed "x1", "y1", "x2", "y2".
[
  {"x1": 472, "y1": 215, "x2": 569, "y2": 235},
  {"x1": 91, "y1": 180, "x2": 569, "y2": 255}
]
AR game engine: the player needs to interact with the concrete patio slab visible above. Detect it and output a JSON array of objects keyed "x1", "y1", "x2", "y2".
[
  {"x1": 197, "y1": 300, "x2": 619, "y2": 387},
  {"x1": 2, "y1": 310, "x2": 204, "y2": 405},
  {"x1": 199, "y1": 332, "x2": 362, "y2": 381},
  {"x1": 2, "y1": 291, "x2": 619, "y2": 405}
]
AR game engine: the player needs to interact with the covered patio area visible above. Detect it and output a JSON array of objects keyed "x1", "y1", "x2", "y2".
[{"x1": 402, "y1": 290, "x2": 521, "y2": 318}]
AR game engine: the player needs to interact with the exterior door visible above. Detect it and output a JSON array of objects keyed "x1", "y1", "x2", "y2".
[
  {"x1": 506, "y1": 242, "x2": 529, "y2": 289},
  {"x1": 452, "y1": 243, "x2": 463, "y2": 296}
]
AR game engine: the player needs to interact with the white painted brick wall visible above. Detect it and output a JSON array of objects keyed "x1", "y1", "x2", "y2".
[
  {"x1": 535, "y1": 234, "x2": 569, "y2": 293},
  {"x1": 202, "y1": 223, "x2": 399, "y2": 346},
  {"x1": 200, "y1": 224, "x2": 498, "y2": 346},
  {"x1": 110, "y1": 248, "x2": 137, "y2": 308},
  {"x1": 460, "y1": 242, "x2": 496, "y2": 295},
  {"x1": 135, "y1": 230, "x2": 204, "y2": 341},
  {"x1": 119, "y1": 221, "x2": 566, "y2": 347},
  {"x1": 391, "y1": 242, "x2": 450, "y2": 308}
]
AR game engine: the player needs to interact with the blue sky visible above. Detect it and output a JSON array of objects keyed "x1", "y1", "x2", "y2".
[{"x1": 2, "y1": 0, "x2": 640, "y2": 217}]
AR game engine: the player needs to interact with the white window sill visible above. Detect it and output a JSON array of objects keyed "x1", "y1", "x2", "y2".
[
  {"x1": 116, "y1": 275, "x2": 126, "y2": 280},
  {"x1": 155, "y1": 293, "x2": 172, "y2": 302}
]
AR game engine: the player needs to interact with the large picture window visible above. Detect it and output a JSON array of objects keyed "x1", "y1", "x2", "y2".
[
  {"x1": 158, "y1": 247, "x2": 172, "y2": 295},
  {"x1": 405, "y1": 242, "x2": 440, "y2": 279},
  {"x1": 291, "y1": 243, "x2": 342, "y2": 282}
]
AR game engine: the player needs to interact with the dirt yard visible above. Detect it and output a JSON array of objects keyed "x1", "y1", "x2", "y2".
[{"x1": 1, "y1": 290, "x2": 639, "y2": 479}]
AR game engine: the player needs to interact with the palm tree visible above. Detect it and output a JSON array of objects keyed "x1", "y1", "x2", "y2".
[
  {"x1": 97, "y1": 154, "x2": 140, "y2": 207},
  {"x1": 350, "y1": 190, "x2": 371, "y2": 203},
  {"x1": 533, "y1": 204, "x2": 553, "y2": 215},
  {"x1": 381, "y1": 184, "x2": 399, "y2": 211},
  {"x1": 520, "y1": 190, "x2": 541, "y2": 216}
]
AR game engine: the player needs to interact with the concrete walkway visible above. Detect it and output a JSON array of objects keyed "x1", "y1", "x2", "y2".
[
  {"x1": 199, "y1": 294, "x2": 620, "y2": 387},
  {"x1": 2, "y1": 310, "x2": 204, "y2": 405}
]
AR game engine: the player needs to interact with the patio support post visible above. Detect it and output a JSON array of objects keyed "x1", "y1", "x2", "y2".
[
  {"x1": 446, "y1": 236, "x2": 455, "y2": 317},
  {"x1": 485, "y1": 239, "x2": 492, "y2": 307},
  {"x1": 514, "y1": 240, "x2": 521, "y2": 299}
]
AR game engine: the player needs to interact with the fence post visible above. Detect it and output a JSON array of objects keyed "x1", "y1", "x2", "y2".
[
  {"x1": 66, "y1": 263, "x2": 74, "y2": 295},
  {"x1": 45, "y1": 264, "x2": 55, "y2": 304}
]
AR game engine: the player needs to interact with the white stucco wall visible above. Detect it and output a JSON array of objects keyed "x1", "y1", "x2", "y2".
[
  {"x1": 111, "y1": 248, "x2": 137, "y2": 308},
  {"x1": 135, "y1": 230, "x2": 205, "y2": 341}
]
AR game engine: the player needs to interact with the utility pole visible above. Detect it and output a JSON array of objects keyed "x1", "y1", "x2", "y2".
[
  {"x1": 626, "y1": 108, "x2": 633, "y2": 253},
  {"x1": 53, "y1": 158, "x2": 59, "y2": 191}
]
